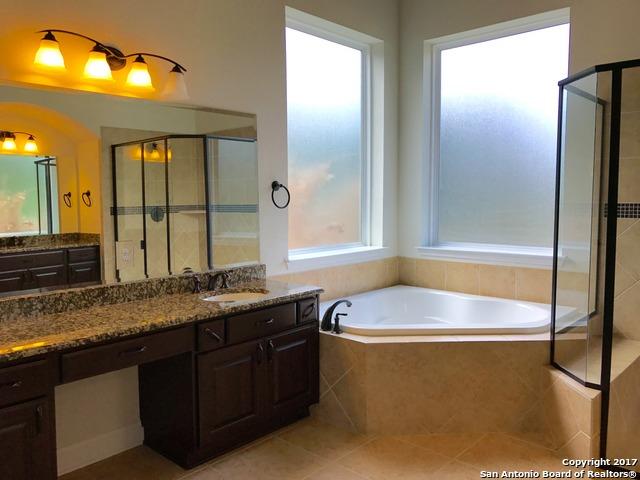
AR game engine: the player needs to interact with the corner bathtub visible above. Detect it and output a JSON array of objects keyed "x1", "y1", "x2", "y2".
[{"x1": 319, "y1": 285, "x2": 562, "y2": 336}]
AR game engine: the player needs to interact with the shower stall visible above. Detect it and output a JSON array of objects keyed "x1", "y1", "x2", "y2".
[
  {"x1": 111, "y1": 134, "x2": 258, "y2": 282},
  {"x1": 552, "y1": 59, "x2": 640, "y2": 470}
]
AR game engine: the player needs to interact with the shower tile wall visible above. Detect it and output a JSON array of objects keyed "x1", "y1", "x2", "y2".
[{"x1": 607, "y1": 67, "x2": 640, "y2": 468}]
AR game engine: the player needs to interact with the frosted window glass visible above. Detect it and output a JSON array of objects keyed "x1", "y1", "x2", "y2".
[
  {"x1": 438, "y1": 24, "x2": 569, "y2": 247},
  {"x1": 0, "y1": 155, "x2": 39, "y2": 235},
  {"x1": 286, "y1": 27, "x2": 363, "y2": 250}
]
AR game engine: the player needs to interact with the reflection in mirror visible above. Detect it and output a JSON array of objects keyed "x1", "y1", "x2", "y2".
[
  {"x1": 0, "y1": 154, "x2": 59, "y2": 236},
  {"x1": 111, "y1": 132, "x2": 259, "y2": 283},
  {"x1": 0, "y1": 82, "x2": 259, "y2": 296}
]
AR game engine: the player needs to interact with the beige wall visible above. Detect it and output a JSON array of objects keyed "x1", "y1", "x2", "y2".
[
  {"x1": 0, "y1": 0, "x2": 399, "y2": 473},
  {"x1": 398, "y1": 0, "x2": 640, "y2": 261}
]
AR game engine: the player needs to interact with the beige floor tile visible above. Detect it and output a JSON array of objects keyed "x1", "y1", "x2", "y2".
[
  {"x1": 398, "y1": 433, "x2": 485, "y2": 458},
  {"x1": 210, "y1": 436, "x2": 327, "y2": 480},
  {"x1": 458, "y1": 433, "x2": 567, "y2": 471},
  {"x1": 303, "y1": 464, "x2": 369, "y2": 480},
  {"x1": 59, "y1": 446, "x2": 188, "y2": 480},
  {"x1": 338, "y1": 436, "x2": 450, "y2": 479},
  {"x1": 432, "y1": 461, "x2": 483, "y2": 479},
  {"x1": 278, "y1": 418, "x2": 371, "y2": 459}
]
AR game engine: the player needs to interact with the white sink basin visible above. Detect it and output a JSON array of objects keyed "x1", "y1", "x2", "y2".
[{"x1": 203, "y1": 291, "x2": 268, "y2": 303}]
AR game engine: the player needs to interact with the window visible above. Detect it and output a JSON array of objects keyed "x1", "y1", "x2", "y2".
[
  {"x1": 286, "y1": 21, "x2": 369, "y2": 253},
  {"x1": 0, "y1": 155, "x2": 58, "y2": 236},
  {"x1": 428, "y1": 19, "x2": 570, "y2": 256}
]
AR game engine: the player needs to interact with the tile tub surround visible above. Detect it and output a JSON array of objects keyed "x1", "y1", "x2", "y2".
[
  {"x1": 270, "y1": 258, "x2": 400, "y2": 301},
  {"x1": 0, "y1": 263, "x2": 266, "y2": 321},
  {"x1": 399, "y1": 257, "x2": 553, "y2": 304},
  {"x1": 0, "y1": 232, "x2": 101, "y2": 254},
  {"x1": 313, "y1": 333, "x2": 602, "y2": 459}
]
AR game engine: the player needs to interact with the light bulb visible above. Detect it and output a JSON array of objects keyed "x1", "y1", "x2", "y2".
[
  {"x1": 84, "y1": 45, "x2": 113, "y2": 80},
  {"x1": 149, "y1": 144, "x2": 161, "y2": 162},
  {"x1": 162, "y1": 65, "x2": 189, "y2": 102},
  {"x1": 126, "y1": 55, "x2": 153, "y2": 89},
  {"x1": 34, "y1": 32, "x2": 66, "y2": 70},
  {"x1": 1, "y1": 134, "x2": 17, "y2": 152},
  {"x1": 24, "y1": 135, "x2": 38, "y2": 153}
]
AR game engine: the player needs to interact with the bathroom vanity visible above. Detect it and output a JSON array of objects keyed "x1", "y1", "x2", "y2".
[{"x1": 0, "y1": 272, "x2": 320, "y2": 479}]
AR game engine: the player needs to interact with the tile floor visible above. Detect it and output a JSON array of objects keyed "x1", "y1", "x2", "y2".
[{"x1": 60, "y1": 418, "x2": 582, "y2": 480}]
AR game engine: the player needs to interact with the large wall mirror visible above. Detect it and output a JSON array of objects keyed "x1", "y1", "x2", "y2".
[{"x1": 0, "y1": 82, "x2": 258, "y2": 296}]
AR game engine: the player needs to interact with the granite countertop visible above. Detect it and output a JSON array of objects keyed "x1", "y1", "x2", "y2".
[
  {"x1": 0, "y1": 241, "x2": 100, "y2": 255},
  {"x1": 0, "y1": 280, "x2": 322, "y2": 363}
]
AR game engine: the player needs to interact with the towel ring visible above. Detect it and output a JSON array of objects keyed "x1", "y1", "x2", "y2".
[
  {"x1": 271, "y1": 181, "x2": 290, "y2": 209},
  {"x1": 82, "y1": 190, "x2": 92, "y2": 207},
  {"x1": 63, "y1": 192, "x2": 72, "y2": 208}
]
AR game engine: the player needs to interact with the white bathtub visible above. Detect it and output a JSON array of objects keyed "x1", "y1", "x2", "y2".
[{"x1": 319, "y1": 285, "x2": 566, "y2": 336}]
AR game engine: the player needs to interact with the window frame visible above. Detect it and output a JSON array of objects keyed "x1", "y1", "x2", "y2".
[
  {"x1": 285, "y1": 14, "x2": 373, "y2": 258},
  {"x1": 421, "y1": 9, "x2": 570, "y2": 267}
]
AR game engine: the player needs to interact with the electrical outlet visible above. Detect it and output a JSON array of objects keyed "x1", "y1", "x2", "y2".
[{"x1": 116, "y1": 240, "x2": 134, "y2": 268}]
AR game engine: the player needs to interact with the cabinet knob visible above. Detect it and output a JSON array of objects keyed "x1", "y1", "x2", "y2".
[{"x1": 257, "y1": 343, "x2": 264, "y2": 364}]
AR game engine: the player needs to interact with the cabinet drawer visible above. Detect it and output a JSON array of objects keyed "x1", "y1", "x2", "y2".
[
  {"x1": 68, "y1": 261, "x2": 100, "y2": 285},
  {"x1": 61, "y1": 327, "x2": 194, "y2": 383},
  {"x1": 197, "y1": 319, "x2": 226, "y2": 352},
  {"x1": 29, "y1": 265, "x2": 66, "y2": 289},
  {"x1": 68, "y1": 247, "x2": 99, "y2": 263},
  {"x1": 0, "y1": 360, "x2": 51, "y2": 407},
  {"x1": 0, "y1": 250, "x2": 64, "y2": 271},
  {"x1": 0, "y1": 270, "x2": 27, "y2": 294},
  {"x1": 227, "y1": 304, "x2": 296, "y2": 345},
  {"x1": 297, "y1": 298, "x2": 318, "y2": 325}
]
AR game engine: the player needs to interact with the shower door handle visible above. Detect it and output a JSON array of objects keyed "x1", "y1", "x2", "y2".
[{"x1": 140, "y1": 240, "x2": 146, "y2": 250}]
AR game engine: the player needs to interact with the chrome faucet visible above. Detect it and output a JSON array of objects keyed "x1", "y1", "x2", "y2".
[
  {"x1": 208, "y1": 271, "x2": 231, "y2": 291},
  {"x1": 321, "y1": 299, "x2": 352, "y2": 333}
]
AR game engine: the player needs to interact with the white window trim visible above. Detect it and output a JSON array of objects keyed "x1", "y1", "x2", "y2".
[
  {"x1": 287, "y1": 246, "x2": 390, "y2": 273},
  {"x1": 285, "y1": 8, "x2": 376, "y2": 263},
  {"x1": 420, "y1": 8, "x2": 570, "y2": 267}
]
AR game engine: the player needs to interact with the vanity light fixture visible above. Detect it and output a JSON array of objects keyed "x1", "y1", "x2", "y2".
[
  {"x1": 33, "y1": 31, "x2": 66, "y2": 69},
  {"x1": 126, "y1": 55, "x2": 153, "y2": 89},
  {"x1": 33, "y1": 30, "x2": 188, "y2": 98},
  {"x1": 0, "y1": 131, "x2": 38, "y2": 153}
]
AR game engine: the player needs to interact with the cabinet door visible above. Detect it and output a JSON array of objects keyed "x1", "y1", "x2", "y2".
[
  {"x1": 198, "y1": 339, "x2": 266, "y2": 448},
  {"x1": 266, "y1": 325, "x2": 319, "y2": 419},
  {"x1": 0, "y1": 399, "x2": 55, "y2": 480}
]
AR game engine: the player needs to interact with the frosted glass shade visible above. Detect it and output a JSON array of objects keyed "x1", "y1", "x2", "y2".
[
  {"x1": 24, "y1": 136, "x2": 38, "y2": 153},
  {"x1": 34, "y1": 38, "x2": 66, "y2": 70},
  {"x1": 162, "y1": 69, "x2": 189, "y2": 102},
  {"x1": 1, "y1": 136, "x2": 17, "y2": 152},
  {"x1": 126, "y1": 56, "x2": 153, "y2": 89},
  {"x1": 84, "y1": 50, "x2": 113, "y2": 80}
]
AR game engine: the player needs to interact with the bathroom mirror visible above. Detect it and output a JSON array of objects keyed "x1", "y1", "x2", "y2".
[{"x1": 0, "y1": 82, "x2": 258, "y2": 294}]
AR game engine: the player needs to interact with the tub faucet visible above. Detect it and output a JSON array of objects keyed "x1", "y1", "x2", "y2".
[{"x1": 321, "y1": 300, "x2": 352, "y2": 332}]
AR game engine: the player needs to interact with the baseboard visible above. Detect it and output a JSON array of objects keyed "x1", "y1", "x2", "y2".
[{"x1": 56, "y1": 423, "x2": 144, "y2": 475}]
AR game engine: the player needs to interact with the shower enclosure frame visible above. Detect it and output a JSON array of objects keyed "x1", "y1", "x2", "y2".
[
  {"x1": 551, "y1": 58, "x2": 640, "y2": 465},
  {"x1": 34, "y1": 156, "x2": 58, "y2": 235},
  {"x1": 111, "y1": 133, "x2": 256, "y2": 282}
]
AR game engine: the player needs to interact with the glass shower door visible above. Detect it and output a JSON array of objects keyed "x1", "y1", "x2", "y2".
[
  {"x1": 114, "y1": 144, "x2": 146, "y2": 281},
  {"x1": 553, "y1": 71, "x2": 608, "y2": 386}
]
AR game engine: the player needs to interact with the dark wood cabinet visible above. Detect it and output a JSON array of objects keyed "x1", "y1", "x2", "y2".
[
  {"x1": 140, "y1": 298, "x2": 320, "y2": 469},
  {"x1": 0, "y1": 245, "x2": 100, "y2": 295},
  {"x1": 198, "y1": 339, "x2": 266, "y2": 450},
  {"x1": 0, "y1": 296, "x2": 319, "y2": 477},
  {"x1": 0, "y1": 398, "x2": 55, "y2": 480},
  {"x1": 267, "y1": 325, "x2": 319, "y2": 420}
]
